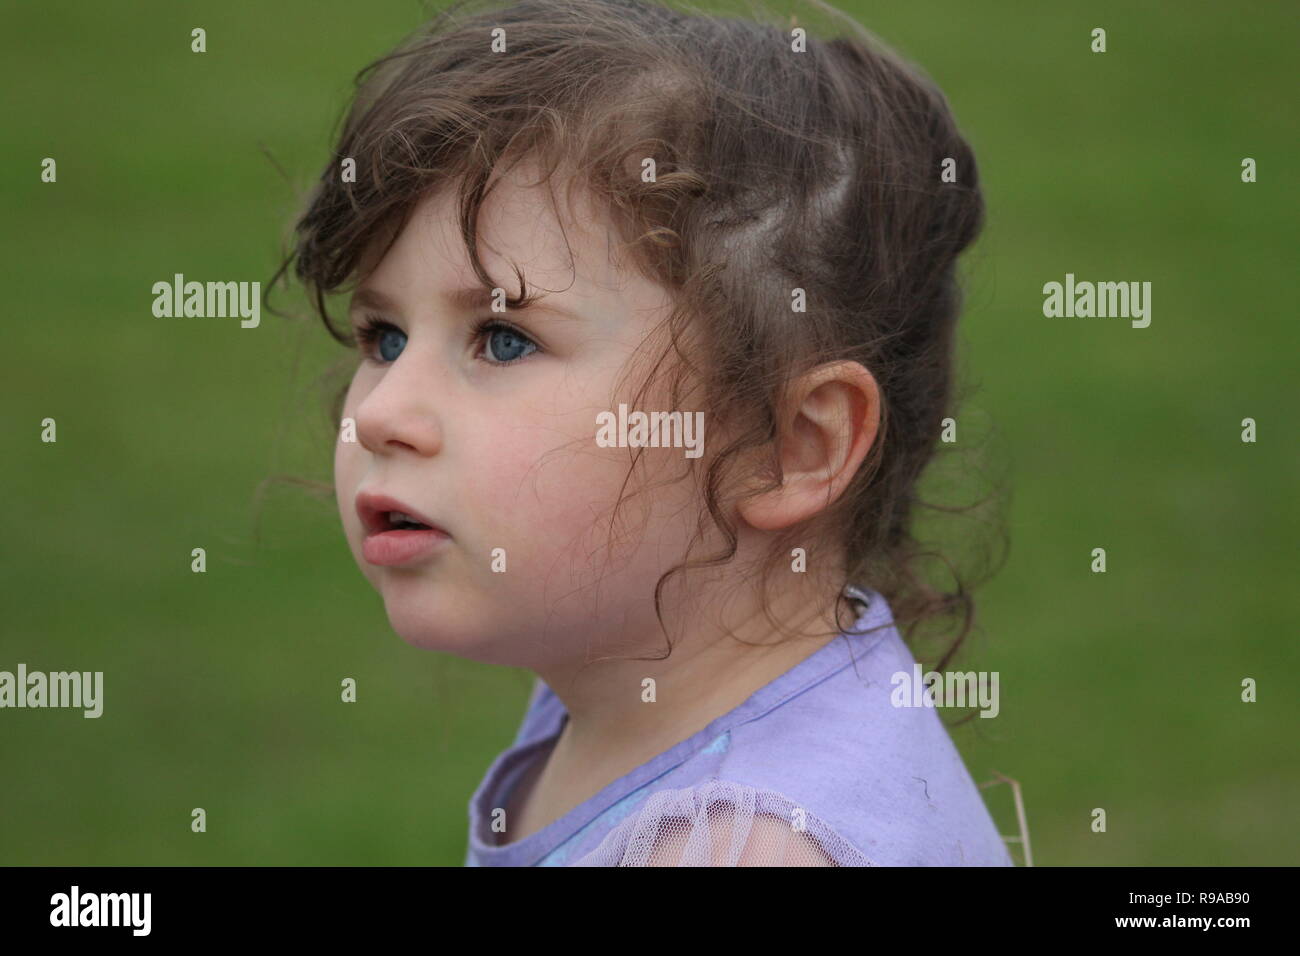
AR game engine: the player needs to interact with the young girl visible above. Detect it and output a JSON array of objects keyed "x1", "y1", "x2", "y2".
[{"x1": 278, "y1": 0, "x2": 1010, "y2": 866}]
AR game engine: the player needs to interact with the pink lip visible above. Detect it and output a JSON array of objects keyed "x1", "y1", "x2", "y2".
[{"x1": 355, "y1": 492, "x2": 450, "y2": 567}]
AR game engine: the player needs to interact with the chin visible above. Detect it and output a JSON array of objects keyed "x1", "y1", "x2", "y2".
[{"x1": 380, "y1": 596, "x2": 517, "y2": 666}]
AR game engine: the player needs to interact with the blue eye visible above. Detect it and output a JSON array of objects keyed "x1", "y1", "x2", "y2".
[
  {"x1": 482, "y1": 323, "x2": 537, "y2": 364},
  {"x1": 354, "y1": 314, "x2": 539, "y2": 368},
  {"x1": 377, "y1": 327, "x2": 406, "y2": 362},
  {"x1": 354, "y1": 316, "x2": 406, "y2": 364}
]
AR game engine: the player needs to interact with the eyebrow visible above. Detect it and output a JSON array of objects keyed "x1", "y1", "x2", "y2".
[
  {"x1": 349, "y1": 285, "x2": 586, "y2": 321},
  {"x1": 349, "y1": 287, "x2": 400, "y2": 314}
]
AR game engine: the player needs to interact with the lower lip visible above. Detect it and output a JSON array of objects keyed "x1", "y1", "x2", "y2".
[{"x1": 362, "y1": 528, "x2": 450, "y2": 567}]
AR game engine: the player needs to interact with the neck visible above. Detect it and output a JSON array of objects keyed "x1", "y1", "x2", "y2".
[{"x1": 532, "y1": 567, "x2": 858, "y2": 776}]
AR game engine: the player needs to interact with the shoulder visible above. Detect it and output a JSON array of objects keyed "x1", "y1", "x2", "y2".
[
  {"x1": 707, "y1": 627, "x2": 1013, "y2": 866},
  {"x1": 571, "y1": 778, "x2": 874, "y2": 867}
]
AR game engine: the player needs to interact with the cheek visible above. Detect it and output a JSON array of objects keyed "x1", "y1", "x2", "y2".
[
  {"x1": 334, "y1": 439, "x2": 359, "y2": 520},
  {"x1": 333, "y1": 386, "x2": 367, "y2": 537},
  {"x1": 463, "y1": 415, "x2": 697, "y2": 589},
  {"x1": 463, "y1": 418, "x2": 635, "y2": 569}
]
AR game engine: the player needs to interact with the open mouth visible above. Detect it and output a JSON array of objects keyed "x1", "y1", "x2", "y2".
[
  {"x1": 355, "y1": 492, "x2": 446, "y2": 538},
  {"x1": 384, "y1": 511, "x2": 432, "y2": 532},
  {"x1": 356, "y1": 493, "x2": 449, "y2": 567}
]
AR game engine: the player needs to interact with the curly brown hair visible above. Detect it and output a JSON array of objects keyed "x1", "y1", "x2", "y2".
[{"x1": 268, "y1": 0, "x2": 1007, "y2": 675}]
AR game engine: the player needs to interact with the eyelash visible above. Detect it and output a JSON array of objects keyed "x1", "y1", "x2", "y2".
[{"x1": 352, "y1": 313, "x2": 540, "y2": 368}]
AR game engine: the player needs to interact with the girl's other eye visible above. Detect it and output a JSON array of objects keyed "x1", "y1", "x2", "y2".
[{"x1": 476, "y1": 319, "x2": 539, "y2": 366}]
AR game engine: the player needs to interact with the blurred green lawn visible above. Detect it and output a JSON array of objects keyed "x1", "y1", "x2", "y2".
[{"x1": 2, "y1": 0, "x2": 1296, "y2": 865}]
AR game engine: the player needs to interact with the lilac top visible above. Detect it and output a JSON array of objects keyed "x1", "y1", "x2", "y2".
[{"x1": 464, "y1": 585, "x2": 1013, "y2": 866}]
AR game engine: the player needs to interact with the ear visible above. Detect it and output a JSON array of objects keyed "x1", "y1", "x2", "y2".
[{"x1": 736, "y1": 361, "x2": 880, "y2": 532}]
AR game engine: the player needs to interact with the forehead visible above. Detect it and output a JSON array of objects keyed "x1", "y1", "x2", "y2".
[{"x1": 357, "y1": 159, "x2": 665, "y2": 320}]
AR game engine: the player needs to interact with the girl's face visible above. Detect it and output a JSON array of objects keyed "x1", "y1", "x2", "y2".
[{"x1": 334, "y1": 166, "x2": 706, "y2": 669}]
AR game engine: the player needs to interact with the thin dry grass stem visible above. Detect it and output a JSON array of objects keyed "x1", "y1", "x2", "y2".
[{"x1": 978, "y1": 771, "x2": 1032, "y2": 867}]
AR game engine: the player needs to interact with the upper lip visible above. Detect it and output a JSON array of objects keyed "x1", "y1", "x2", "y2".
[{"x1": 355, "y1": 491, "x2": 447, "y2": 536}]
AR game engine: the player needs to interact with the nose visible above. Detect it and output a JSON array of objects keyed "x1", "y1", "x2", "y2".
[{"x1": 352, "y1": 354, "x2": 443, "y2": 458}]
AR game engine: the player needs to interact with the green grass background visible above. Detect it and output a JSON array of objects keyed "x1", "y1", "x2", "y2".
[{"x1": 2, "y1": 0, "x2": 1295, "y2": 865}]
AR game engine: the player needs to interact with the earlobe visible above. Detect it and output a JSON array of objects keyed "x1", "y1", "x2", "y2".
[
  {"x1": 736, "y1": 361, "x2": 880, "y2": 533},
  {"x1": 735, "y1": 477, "x2": 790, "y2": 531}
]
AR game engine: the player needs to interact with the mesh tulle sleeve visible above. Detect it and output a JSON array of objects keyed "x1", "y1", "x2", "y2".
[{"x1": 572, "y1": 779, "x2": 874, "y2": 867}]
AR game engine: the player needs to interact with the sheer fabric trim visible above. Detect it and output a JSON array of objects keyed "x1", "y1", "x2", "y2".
[{"x1": 572, "y1": 779, "x2": 874, "y2": 867}]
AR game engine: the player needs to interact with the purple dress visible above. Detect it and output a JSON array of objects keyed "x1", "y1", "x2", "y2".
[{"x1": 465, "y1": 585, "x2": 1013, "y2": 866}]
